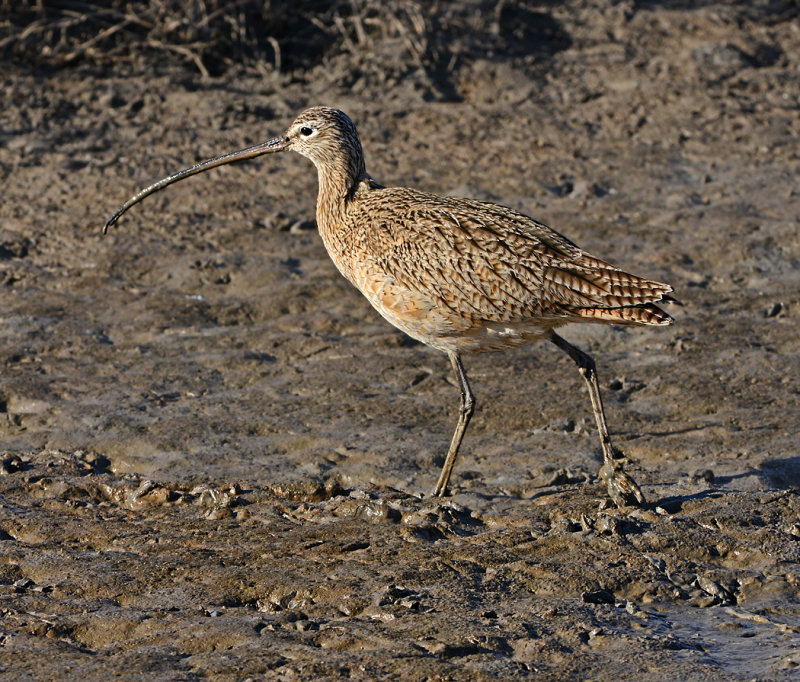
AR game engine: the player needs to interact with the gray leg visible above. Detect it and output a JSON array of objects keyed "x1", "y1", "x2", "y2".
[
  {"x1": 432, "y1": 352, "x2": 476, "y2": 497},
  {"x1": 548, "y1": 330, "x2": 646, "y2": 508}
]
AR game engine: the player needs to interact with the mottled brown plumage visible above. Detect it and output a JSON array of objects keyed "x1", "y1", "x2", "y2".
[{"x1": 105, "y1": 106, "x2": 674, "y2": 508}]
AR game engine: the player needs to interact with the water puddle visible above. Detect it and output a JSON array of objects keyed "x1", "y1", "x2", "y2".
[{"x1": 647, "y1": 604, "x2": 800, "y2": 679}]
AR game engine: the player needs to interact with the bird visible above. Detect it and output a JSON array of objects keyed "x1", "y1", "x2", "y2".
[{"x1": 104, "y1": 106, "x2": 674, "y2": 508}]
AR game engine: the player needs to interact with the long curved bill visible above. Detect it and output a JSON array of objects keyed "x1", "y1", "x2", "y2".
[{"x1": 103, "y1": 135, "x2": 290, "y2": 234}]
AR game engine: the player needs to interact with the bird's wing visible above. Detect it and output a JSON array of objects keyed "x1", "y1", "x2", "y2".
[{"x1": 355, "y1": 188, "x2": 671, "y2": 325}]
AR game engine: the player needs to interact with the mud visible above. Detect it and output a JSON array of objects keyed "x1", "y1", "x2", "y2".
[{"x1": 1, "y1": 1, "x2": 799, "y2": 679}]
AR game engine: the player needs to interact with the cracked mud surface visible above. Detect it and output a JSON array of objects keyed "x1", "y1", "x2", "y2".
[{"x1": 1, "y1": 2, "x2": 799, "y2": 679}]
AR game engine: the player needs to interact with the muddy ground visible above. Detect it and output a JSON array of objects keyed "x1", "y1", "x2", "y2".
[{"x1": 1, "y1": 1, "x2": 799, "y2": 679}]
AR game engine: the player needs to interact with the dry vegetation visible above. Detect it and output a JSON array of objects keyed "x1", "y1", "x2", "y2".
[{"x1": 1, "y1": 0, "x2": 574, "y2": 84}]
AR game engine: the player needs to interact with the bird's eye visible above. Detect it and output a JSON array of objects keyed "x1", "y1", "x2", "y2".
[{"x1": 299, "y1": 126, "x2": 314, "y2": 137}]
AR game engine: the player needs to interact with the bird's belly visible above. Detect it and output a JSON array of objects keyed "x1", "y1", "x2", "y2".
[{"x1": 354, "y1": 272, "x2": 556, "y2": 353}]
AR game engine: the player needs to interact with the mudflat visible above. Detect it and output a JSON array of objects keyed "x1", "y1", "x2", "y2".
[{"x1": 1, "y1": 2, "x2": 799, "y2": 679}]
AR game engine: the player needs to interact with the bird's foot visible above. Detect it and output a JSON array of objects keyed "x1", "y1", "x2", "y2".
[
  {"x1": 430, "y1": 484, "x2": 449, "y2": 498},
  {"x1": 599, "y1": 459, "x2": 646, "y2": 509}
]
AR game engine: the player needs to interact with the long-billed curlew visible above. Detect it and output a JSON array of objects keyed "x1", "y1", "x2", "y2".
[{"x1": 105, "y1": 106, "x2": 674, "y2": 508}]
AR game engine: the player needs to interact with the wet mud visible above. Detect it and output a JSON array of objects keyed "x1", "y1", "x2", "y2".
[{"x1": 1, "y1": 1, "x2": 799, "y2": 679}]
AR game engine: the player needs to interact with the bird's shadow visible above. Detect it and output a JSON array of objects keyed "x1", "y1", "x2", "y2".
[{"x1": 653, "y1": 456, "x2": 800, "y2": 513}]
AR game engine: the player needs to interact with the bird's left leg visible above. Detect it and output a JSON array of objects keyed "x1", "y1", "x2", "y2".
[
  {"x1": 431, "y1": 352, "x2": 475, "y2": 497},
  {"x1": 548, "y1": 330, "x2": 646, "y2": 508}
]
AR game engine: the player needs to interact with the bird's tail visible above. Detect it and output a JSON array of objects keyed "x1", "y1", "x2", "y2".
[
  {"x1": 557, "y1": 256, "x2": 676, "y2": 326},
  {"x1": 570, "y1": 302, "x2": 673, "y2": 326}
]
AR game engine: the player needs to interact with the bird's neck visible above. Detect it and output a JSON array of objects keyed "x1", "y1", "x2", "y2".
[
  {"x1": 314, "y1": 152, "x2": 366, "y2": 227},
  {"x1": 316, "y1": 146, "x2": 365, "y2": 194},
  {"x1": 313, "y1": 154, "x2": 369, "y2": 285}
]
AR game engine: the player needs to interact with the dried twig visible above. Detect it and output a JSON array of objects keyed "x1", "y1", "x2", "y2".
[
  {"x1": 146, "y1": 38, "x2": 210, "y2": 78},
  {"x1": 267, "y1": 35, "x2": 281, "y2": 72},
  {"x1": 62, "y1": 15, "x2": 138, "y2": 63}
]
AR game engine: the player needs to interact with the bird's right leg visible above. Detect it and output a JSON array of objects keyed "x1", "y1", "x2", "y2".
[
  {"x1": 548, "y1": 331, "x2": 646, "y2": 508},
  {"x1": 431, "y1": 352, "x2": 475, "y2": 497}
]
